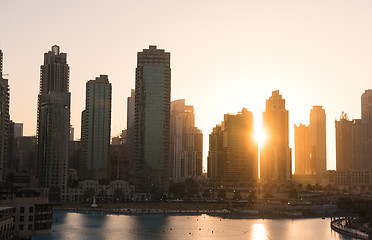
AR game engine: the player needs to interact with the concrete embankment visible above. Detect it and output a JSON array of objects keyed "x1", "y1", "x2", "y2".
[{"x1": 330, "y1": 218, "x2": 370, "y2": 240}]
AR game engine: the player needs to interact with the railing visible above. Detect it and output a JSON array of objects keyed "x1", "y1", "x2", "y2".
[{"x1": 330, "y1": 218, "x2": 370, "y2": 239}]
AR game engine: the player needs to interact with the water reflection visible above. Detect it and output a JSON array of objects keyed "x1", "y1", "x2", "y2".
[
  {"x1": 251, "y1": 223, "x2": 269, "y2": 240},
  {"x1": 34, "y1": 211, "x2": 356, "y2": 240}
]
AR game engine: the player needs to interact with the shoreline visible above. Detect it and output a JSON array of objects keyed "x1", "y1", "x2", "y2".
[
  {"x1": 330, "y1": 218, "x2": 370, "y2": 240},
  {"x1": 53, "y1": 207, "x2": 339, "y2": 220}
]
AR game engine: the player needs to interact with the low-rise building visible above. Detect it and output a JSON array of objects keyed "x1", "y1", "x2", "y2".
[
  {"x1": 329, "y1": 170, "x2": 372, "y2": 187},
  {"x1": 0, "y1": 188, "x2": 52, "y2": 237},
  {"x1": 0, "y1": 207, "x2": 15, "y2": 240}
]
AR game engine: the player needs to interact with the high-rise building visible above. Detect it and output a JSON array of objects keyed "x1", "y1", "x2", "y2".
[
  {"x1": 0, "y1": 49, "x2": 2, "y2": 75},
  {"x1": 207, "y1": 125, "x2": 224, "y2": 180},
  {"x1": 170, "y1": 99, "x2": 203, "y2": 181},
  {"x1": 260, "y1": 90, "x2": 292, "y2": 183},
  {"x1": 295, "y1": 106, "x2": 327, "y2": 175},
  {"x1": 294, "y1": 123, "x2": 309, "y2": 175},
  {"x1": 0, "y1": 57, "x2": 10, "y2": 181},
  {"x1": 309, "y1": 106, "x2": 327, "y2": 174},
  {"x1": 335, "y1": 112, "x2": 362, "y2": 171},
  {"x1": 223, "y1": 108, "x2": 258, "y2": 182},
  {"x1": 37, "y1": 45, "x2": 70, "y2": 201},
  {"x1": 126, "y1": 89, "x2": 135, "y2": 182},
  {"x1": 13, "y1": 123, "x2": 23, "y2": 138},
  {"x1": 12, "y1": 136, "x2": 38, "y2": 180},
  {"x1": 361, "y1": 90, "x2": 372, "y2": 169},
  {"x1": 134, "y1": 45, "x2": 171, "y2": 196},
  {"x1": 207, "y1": 108, "x2": 258, "y2": 183},
  {"x1": 335, "y1": 112, "x2": 354, "y2": 171},
  {"x1": 80, "y1": 75, "x2": 112, "y2": 181}
]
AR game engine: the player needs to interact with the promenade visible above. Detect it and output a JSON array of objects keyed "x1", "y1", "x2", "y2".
[{"x1": 330, "y1": 218, "x2": 370, "y2": 239}]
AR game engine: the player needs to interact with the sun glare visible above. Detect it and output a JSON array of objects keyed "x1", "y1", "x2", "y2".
[{"x1": 255, "y1": 129, "x2": 266, "y2": 148}]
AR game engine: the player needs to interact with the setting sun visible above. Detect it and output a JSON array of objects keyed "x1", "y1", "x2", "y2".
[{"x1": 255, "y1": 129, "x2": 266, "y2": 148}]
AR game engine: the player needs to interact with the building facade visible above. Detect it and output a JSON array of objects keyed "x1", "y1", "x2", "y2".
[
  {"x1": 126, "y1": 89, "x2": 135, "y2": 182},
  {"x1": 260, "y1": 90, "x2": 292, "y2": 183},
  {"x1": 170, "y1": 99, "x2": 203, "y2": 181},
  {"x1": 361, "y1": 90, "x2": 372, "y2": 170},
  {"x1": 0, "y1": 49, "x2": 10, "y2": 181},
  {"x1": 207, "y1": 125, "x2": 224, "y2": 180},
  {"x1": 294, "y1": 123, "x2": 309, "y2": 175},
  {"x1": 295, "y1": 106, "x2": 326, "y2": 175},
  {"x1": 207, "y1": 108, "x2": 258, "y2": 183},
  {"x1": 37, "y1": 45, "x2": 70, "y2": 202},
  {"x1": 309, "y1": 106, "x2": 327, "y2": 174},
  {"x1": 335, "y1": 112, "x2": 363, "y2": 171},
  {"x1": 80, "y1": 75, "x2": 112, "y2": 181},
  {"x1": 134, "y1": 46, "x2": 171, "y2": 196},
  {"x1": 222, "y1": 108, "x2": 258, "y2": 182}
]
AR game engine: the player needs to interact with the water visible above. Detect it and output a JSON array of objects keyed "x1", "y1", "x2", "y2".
[{"x1": 33, "y1": 210, "x2": 356, "y2": 240}]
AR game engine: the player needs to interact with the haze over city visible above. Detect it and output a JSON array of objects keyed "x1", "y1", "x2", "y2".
[{"x1": 2, "y1": 0, "x2": 372, "y2": 173}]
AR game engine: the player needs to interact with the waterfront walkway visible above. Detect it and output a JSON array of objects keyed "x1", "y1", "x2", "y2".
[
  {"x1": 56, "y1": 207, "x2": 230, "y2": 215},
  {"x1": 330, "y1": 218, "x2": 370, "y2": 239}
]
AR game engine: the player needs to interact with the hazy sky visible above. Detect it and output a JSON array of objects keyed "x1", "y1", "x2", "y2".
[{"x1": 1, "y1": 0, "x2": 372, "y2": 172}]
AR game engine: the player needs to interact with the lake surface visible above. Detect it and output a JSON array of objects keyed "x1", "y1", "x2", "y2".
[{"x1": 33, "y1": 210, "x2": 356, "y2": 240}]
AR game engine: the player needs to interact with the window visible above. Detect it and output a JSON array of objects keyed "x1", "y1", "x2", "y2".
[
  {"x1": 19, "y1": 225, "x2": 24, "y2": 231},
  {"x1": 29, "y1": 216, "x2": 33, "y2": 222},
  {"x1": 28, "y1": 224, "x2": 33, "y2": 230},
  {"x1": 20, "y1": 207, "x2": 24, "y2": 213},
  {"x1": 20, "y1": 216, "x2": 24, "y2": 222},
  {"x1": 29, "y1": 207, "x2": 34, "y2": 213}
]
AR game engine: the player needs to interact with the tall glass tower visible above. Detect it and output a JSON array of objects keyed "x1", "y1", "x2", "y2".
[
  {"x1": 134, "y1": 45, "x2": 171, "y2": 197},
  {"x1": 80, "y1": 75, "x2": 112, "y2": 181},
  {"x1": 37, "y1": 45, "x2": 70, "y2": 202},
  {"x1": 0, "y1": 49, "x2": 10, "y2": 181}
]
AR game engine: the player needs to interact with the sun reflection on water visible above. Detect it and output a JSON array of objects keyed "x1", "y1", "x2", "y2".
[{"x1": 251, "y1": 223, "x2": 270, "y2": 240}]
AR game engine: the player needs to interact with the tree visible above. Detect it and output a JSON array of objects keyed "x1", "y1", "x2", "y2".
[
  {"x1": 83, "y1": 188, "x2": 95, "y2": 202},
  {"x1": 233, "y1": 190, "x2": 241, "y2": 200},
  {"x1": 184, "y1": 178, "x2": 199, "y2": 198},
  {"x1": 217, "y1": 189, "x2": 226, "y2": 200},
  {"x1": 288, "y1": 188, "x2": 298, "y2": 199},
  {"x1": 113, "y1": 188, "x2": 125, "y2": 202},
  {"x1": 248, "y1": 190, "x2": 257, "y2": 202},
  {"x1": 169, "y1": 181, "x2": 185, "y2": 198}
]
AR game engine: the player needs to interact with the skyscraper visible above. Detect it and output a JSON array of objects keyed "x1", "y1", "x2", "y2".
[
  {"x1": 80, "y1": 75, "x2": 112, "y2": 181},
  {"x1": 37, "y1": 45, "x2": 70, "y2": 201},
  {"x1": 335, "y1": 112, "x2": 354, "y2": 171},
  {"x1": 13, "y1": 123, "x2": 23, "y2": 138},
  {"x1": 294, "y1": 123, "x2": 309, "y2": 175},
  {"x1": 207, "y1": 108, "x2": 258, "y2": 183},
  {"x1": 223, "y1": 108, "x2": 258, "y2": 182},
  {"x1": 207, "y1": 125, "x2": 224, "y2": 180},
  {"x1": 0, "y1": 49, "x2": 10, "y2": 181},
  {"x1": 260, "y1": 90, "x2": 291, "y2": 183},
  {"x1": 134, "y1": 45, "x2": 171, "y2": 196},
  {"x1": 361, "y1": 90, "x2": 372, "y2": 169},
  {"x1": 126, "y1": 89, "x2": 135, "y2": 182},
  {"x1": 309, "y1": 106, "x2": 327, "y2": 174},
  {"x1": 295, "y1": 106, "x2": 327, "y2": 175},
  {"x1": 170, "y1": 99, "x2": 203, "y2": 181}
]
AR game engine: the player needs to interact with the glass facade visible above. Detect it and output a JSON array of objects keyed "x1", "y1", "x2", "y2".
[
  {"x1": 37, "y1": 45, "x2": 70, "y2": 202},
  {"x1": 134, "y1": 46, "x2": 170, "y2": 196},
  {"x1": 80, "y1": 75, "x2": 111, "y2": 180}
]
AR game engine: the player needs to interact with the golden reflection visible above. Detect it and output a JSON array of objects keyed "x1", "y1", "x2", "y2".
[{"x1": 251, "y1": 223, "x2": 269, "y2": 240}]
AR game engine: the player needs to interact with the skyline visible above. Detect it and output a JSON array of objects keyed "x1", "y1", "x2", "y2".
[{"x1": 2, "y1": 1, "x2": 372, "y2": 172}]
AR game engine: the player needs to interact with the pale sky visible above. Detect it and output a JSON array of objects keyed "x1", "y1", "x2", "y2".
[{"x1": 1, "y1": 0, "x2": 372, "y2": 172}]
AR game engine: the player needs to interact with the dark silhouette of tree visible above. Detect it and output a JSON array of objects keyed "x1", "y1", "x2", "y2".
[
  {"x1": 83, "y1": 188, "x2": 95, "y2": 202},
  {"x1": 217, "y1": 189, "x2": 226, "y2": 200}
]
